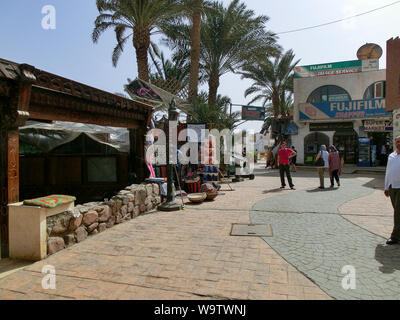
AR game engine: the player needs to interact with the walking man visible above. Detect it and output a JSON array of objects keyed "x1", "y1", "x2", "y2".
[
  {"x1": 278, "y1": 142, "x2": 297, "y2": 190},
  {"x1": 384, "y1": 136, "x2": 400, "y2": 245}
]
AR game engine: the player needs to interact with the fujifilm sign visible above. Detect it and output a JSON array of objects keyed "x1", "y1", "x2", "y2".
[{"x1": 294, "y1": 59, "x2": 379, "y2": 78}]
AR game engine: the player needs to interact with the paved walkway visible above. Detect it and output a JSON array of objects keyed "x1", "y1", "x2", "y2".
[
  {"x1": 0, "y1": 167, "x2": 396, "y2": 300},
  {"x1": 251, "y1": 177, "x2": 400, "y2": 300},
  {"x1": 0, "y1": 172, "x2": 330, "y2": 300}
]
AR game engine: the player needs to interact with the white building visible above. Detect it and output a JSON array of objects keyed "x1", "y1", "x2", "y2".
[{"x1": 292, "y1": 59, "x2": 392, "y2": 166}]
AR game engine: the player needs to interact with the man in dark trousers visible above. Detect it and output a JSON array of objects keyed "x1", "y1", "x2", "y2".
[
  {"x1": 384, "y1": 136, "x2": 400, "y2": 244},
  {"x1": 278, "y1": 141, "x2": 297, "y2": 190}
]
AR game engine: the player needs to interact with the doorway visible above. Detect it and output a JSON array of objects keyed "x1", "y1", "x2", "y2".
[{"x1": 333, "y1": 130, "x2": 358, "y2": 164}]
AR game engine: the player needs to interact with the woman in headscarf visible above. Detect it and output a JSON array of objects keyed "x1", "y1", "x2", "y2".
[
  {"x1": 328, "y1": 145, "x2": 341, "y2": 188},
  {"x1": 315, "y1": 145, "x2": 329, "y2": 189}
]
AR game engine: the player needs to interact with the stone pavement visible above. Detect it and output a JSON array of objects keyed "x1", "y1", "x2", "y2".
[
  {"x1": 251, "y1": 173, "x2": 400, "y2": 300},
  {"x1": 0, "y1": 166, "x2": 395, "y2": 300}
]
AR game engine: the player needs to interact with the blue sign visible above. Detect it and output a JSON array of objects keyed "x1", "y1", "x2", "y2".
[{"x1": 299, "y1": 98, "x2": 390, "y2": 120}]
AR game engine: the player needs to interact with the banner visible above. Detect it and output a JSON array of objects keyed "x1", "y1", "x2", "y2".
[
  {"x1": 125, "y1": 79, "x2": 162, "y2": 102},
  {"x1": 294, "y1": 59, "x2": 379, "y2": 78},
  {"x1": 299, "y1": 98, "x2": 391, "y2": 120}
]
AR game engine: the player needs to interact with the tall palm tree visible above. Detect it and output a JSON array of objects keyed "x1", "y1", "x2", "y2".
[
  {"x1": 239, "y1": 49, "x2": 300, "y2": 117},
  {"x1": 92, "y1": 0, "x2": 179, "y2": 82},
  {"x1": 201, "y1": 0, "x2": 279, "y2": 106},
  {"x1": 177, "y1": 0, "x2": 211, "y2": 102},
  {"x1": 164, "y1": 0, "x2": 279, "y2": 107}
]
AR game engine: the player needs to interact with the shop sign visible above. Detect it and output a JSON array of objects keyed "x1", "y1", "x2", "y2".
[
  {"x1": 294, "y1": 59, "x2": 378, "y2": 78},
  {"x1": 363, "y1": 119, "x2": 393, "y2": 132},
  {"x1": 309, "y1": 122, "x2": 353, "y2": 132},
  {"x1": 299, "y1": 98, "x2": 391, "y2": 120},
  {"x1": 242, "y1": 106, "x2": 265, "y2": 121},
  {"x1": 393, "y1": 110, "x2": 400, "y2": 146}
]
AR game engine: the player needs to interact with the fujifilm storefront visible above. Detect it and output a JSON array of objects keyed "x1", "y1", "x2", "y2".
[{"x1": 292, "y1": 56, "x2": 392, "y2": 167}]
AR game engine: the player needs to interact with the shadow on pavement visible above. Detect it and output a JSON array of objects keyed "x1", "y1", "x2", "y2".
[
  {"x1": 262, "y1": 188, "x2": 284, "y2": 194},
  {"x1": 375, "y1": 244, "x2": 400, "y2": 274},
  {"x1": 0, "y1": 259, "x2": 33, "y2": 280},
  {"x1": 306, "y1": 187, "x2": 339, "y2": 193}
]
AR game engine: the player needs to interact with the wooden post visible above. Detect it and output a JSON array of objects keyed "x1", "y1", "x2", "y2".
[{"x1": 0, "y1": 80, "x2": 31, "y2": 258}]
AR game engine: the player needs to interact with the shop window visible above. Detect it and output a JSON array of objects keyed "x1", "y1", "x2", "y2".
[
  {"x1": 87, "y1": 157, "x2": 117, "y2": 183},
  {"x1": 363, "y1": 81, "x2": 386, "y2": 99},
  {"x1": 307, "y1": 86, "x2": 351, "y2": 103}
]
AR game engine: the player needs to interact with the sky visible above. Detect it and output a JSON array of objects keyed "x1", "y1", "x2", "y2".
[{"x1": 1, "y1": 0, "x2": 399, "y2": 133}]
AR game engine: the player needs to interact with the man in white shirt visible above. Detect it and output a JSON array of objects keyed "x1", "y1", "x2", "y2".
[{"x1": 384, "y1": 136, "x2": 400, "y2": 245}]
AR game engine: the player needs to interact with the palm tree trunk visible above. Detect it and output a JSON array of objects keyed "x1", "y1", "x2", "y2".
[
  {"x1": 272, "y1": 92, "x2": 280, "y2": 117},
  {"x1": 189, "y1": 12, "x2": 201, "y2": 102},
  {"x1": 133, "y1": 26, "x2": 150, "y2": 82},
  {"x1": 208, "y1": 72, "x2": 220, "y2": 106}
]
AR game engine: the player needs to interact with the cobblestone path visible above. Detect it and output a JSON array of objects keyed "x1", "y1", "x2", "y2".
[{"x1": 250, "y1": 179, "x2": 400, "y2": 300}]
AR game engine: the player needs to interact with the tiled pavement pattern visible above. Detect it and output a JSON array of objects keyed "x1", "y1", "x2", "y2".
[
  {"x1": 0, "y1": 175, "x2": 331, "y2": 300},
  {"x1": 251, "y1": 177, "x2": 400, "y2": 300}
]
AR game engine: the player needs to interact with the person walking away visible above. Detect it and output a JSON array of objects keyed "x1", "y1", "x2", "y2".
[
  {"x1": 278, "y1": 142, "x2": 297, "y2": 190},
  {"x1": 328, "y1": 145, "x2": 341, "y2": 188},
  {"x1": 290, "y1": 146, "x2": 297, "y2": 172},
  {"x1": 384, "y1": 136, "x2": 400, "y2": 245},
  {"x1": 315, "y1": 145, "x2": 329, "y2": 189}
]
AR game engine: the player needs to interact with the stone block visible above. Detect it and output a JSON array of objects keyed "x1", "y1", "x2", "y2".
[
  {"x1": 47, "y1": 237, "x2": 65, "y2": 255},
  {"x1": 98, "y1": 206, "x2": 111, "y2": 222},
  {"x1": 133, "y1": 206, "x2": 140, "y2": 217},
  {"x1": 106, "y1": 216, "x2": 115, "y2": 228},
  {"x1": 75, "y1": 226, "x2": 88, "y2": 243},
  {"x1": 87, "y1": 222, "x2": 99, "y2": 233},
  {"x1": 128, "y1": 202, "x2": 134, "y2": 213},
  {"x1": 63, "y1": 234, "x2": 76, "y2": 246},
  {"x1": 146, "y1": 184, "x2": 153, "y2": 196},
  {"x1": 140, "y1": 204, "x2": 146, "y2": 213},
  {"x1": 83, "y1": 211, "x2": 98, "y2": 226},
  {"x1": 98, "y1": 223, "x2": 107, "y2": 233},
  {"x1": 120, "y1": 205, "x2": 128, "y2": 216},
  {"x1": 69, "y1": 214, "x2": 83, "y2": 231},
  {"x1": 90, "y1": 229, "x2": 99, "y2": 236},
  {"x1": 153, "y1": 184, "x2": 160, "y2": 196}
]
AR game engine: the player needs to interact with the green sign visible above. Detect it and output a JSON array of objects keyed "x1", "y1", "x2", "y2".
[
  {"x1": 242, "y1": 106, "x2": 265, "y2": 121},
  {"x1": 295, "y1": 60, "x2": 362, "y2": 78}
]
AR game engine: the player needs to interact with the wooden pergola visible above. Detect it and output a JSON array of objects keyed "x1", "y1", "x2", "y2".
[{"x1": 0, "y1": 58, "x2": 153, "y2": 258}]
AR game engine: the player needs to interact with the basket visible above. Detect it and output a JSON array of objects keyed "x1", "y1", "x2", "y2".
[
  {"x1": 206, "y1": 192, "x2": 218, "y2": 201},
  {"x1": 188, "y1": 193, "x2": 207, "y2": 203}
]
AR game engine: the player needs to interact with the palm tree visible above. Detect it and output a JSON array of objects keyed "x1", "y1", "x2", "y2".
[
  {"x1": 176, "y1": 0, "x2": 212, "y2": 101},
  {"x1": 239, "y1": 49, "x2": 300, "y2": 117},
  {"x1": 201, "y1": 0, "x2": 279, "y2": 106},
  {"x1": 92, "y1": 0, "x2": 179, "y2": 82},
  {"x1": 188, "y1": 92, "x2": 240, "y2": 130},
  {"x1": 164, "y1": 0, "x2": 279, "y2": 107}
]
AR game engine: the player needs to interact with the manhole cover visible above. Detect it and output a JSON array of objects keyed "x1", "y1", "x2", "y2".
[{"x1": 230, "y1": 224, "x2": 273, "y2": 237}]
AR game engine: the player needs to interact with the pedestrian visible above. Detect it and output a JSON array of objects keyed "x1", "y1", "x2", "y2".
[
  {"x1": 315, "y1": 145, "x2": 329, "y2": 189},
  {"x1": 290, "y1": 146, "x2": 297, "y2": 172},
  {"x1": 328, "y1": 145, "x2": 341, "y2": 188},
  {"x1": 384, "y1": 136, "x2": 400, "y2": 245},
  {"x1": 278, "y1": 141, "x2": 297, "y2": 190}
]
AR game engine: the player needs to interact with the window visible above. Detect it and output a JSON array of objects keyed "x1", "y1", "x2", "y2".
[
  {"x1": 307, "y1": 86, "x2": 351, "y2": 103},
  {"x1": 363, "y1": 81, "x2": 386, "y2": 99},
  {"x1": 87, "y1": 157, "x2": 117, "y2": 183}
]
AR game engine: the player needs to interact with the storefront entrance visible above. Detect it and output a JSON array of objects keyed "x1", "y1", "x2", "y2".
[
  {"x1": 333, "y1": 130, "x2": 358, "y2": 164},
  {"x1": 368, "y1": 132, "x2": 393, "y2": 166}
]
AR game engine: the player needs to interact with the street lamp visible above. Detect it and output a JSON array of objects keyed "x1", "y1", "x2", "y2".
[{"x1": 158, "y1": 98, "x2": 182, "y2": 212}]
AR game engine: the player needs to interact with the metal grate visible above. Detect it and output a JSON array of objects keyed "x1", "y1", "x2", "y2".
[{"x1": 230, "y1": 224, "x2": 273, "y2": 237}]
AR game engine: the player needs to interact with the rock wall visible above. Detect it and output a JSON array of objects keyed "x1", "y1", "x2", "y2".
[{"x1": 46, "y1": 183, "x2": 161, "y2": 256}]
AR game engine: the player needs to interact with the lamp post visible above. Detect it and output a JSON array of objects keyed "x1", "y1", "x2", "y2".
[{"x1": 158, "y1": 98, "x2": 182, "y2": 212}]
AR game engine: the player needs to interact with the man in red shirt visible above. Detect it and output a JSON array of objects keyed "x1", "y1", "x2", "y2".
[{"x1": 277, "y1": 141, "x2": 297, "y2": 190}]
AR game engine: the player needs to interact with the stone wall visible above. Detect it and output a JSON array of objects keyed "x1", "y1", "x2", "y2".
[{"x1": 46, "y1": 183, "x2": 161, "y2": 256}]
